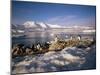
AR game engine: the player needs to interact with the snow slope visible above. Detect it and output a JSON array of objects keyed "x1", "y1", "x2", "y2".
[
  {"x1": 23, "y1": 21, "x2": 64, "y2": 29},
  {"x1": 12, "y1": 45, "x2": 96, "y2": 74}
]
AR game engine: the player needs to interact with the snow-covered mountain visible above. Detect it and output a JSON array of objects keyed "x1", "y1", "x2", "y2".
[
  {"x1": 12, "y1": 21, "x2": 95, "y2": 37},
  {"x1": 12, "y1": 21, "x2": 95, "y2": 29},
  {"x1": 23, "y1": 21, "x2": 95, "y2": 29},
  {"x1": 23, "y1": 21, "x2": 64, "y2": 29},
  {"x1": 23, "y1": 21, "x2": 37, "y2": 28},
  {"x1": 12, "y1": 24, "x2": 25, "y2": 37},
  {"x1": 47, "y1": 24, "x2": 65, "y2": 28}
]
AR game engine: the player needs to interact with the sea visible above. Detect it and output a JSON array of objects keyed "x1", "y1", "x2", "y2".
[{"x1": 12, "y1": 32, "x2": 95, "y2": 47}]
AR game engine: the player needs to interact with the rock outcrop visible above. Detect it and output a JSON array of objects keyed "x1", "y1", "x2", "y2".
[{"x1": 12, "y1": 39, "x2": 94, "y2": 58}]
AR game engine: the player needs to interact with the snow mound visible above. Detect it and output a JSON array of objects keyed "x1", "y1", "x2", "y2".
[
  {"x1": 12, "y1": 46, "x2": 96, "y2": 74},
  {"x1": 47, "y1": 24, "x2": 62, "y2": 28},
  {"x1": 37, "y1": 22, "x2": 47, "y2": 28},
  {"x1": 23, "y1": 21, "x2": 37, "y2": 28}
]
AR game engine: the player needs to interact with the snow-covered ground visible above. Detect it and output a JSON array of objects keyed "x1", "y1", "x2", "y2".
[{"x1": 12, "y1": 45, "x2": 96, "y2": 74}]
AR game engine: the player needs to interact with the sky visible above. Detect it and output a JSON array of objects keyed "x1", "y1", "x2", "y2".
[{"x1": 11, "y1": 1, "x2": 96, "y2": 26}]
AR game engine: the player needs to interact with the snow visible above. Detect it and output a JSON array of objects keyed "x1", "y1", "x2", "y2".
[
  {"x1": 12, "y1": 29, "x2": 16, "y2": 33},
  {"x1": 23, "y1": 21, "x2": 60, "y2": 28},
  {"x1": 47, "y1": 24, "x2": 64, "y2": 28},
  {"x1": 37, "y1": 22, "x2": 47, "y2": 28},
  {"x1": 17, "y1": 30, "x2": 24, "y2": 33},
  {"x1": 23, "y1": 21, "x2": 37, "y2": 28},
  {"x1": 22, "y1": 21, "x2": 95, "y2": 30},
  {"x1": 72, "y1": 25, "x2": 93, "y2": 29},
  {"x1": 12, "y1": 45, "x2": 96, "y2": 74},
  {"x1": 83, "y1": 29, "x2": 95, "y2": 33},
  {"x1": 23, "y1": 21, "x2": 65, "y2": 29}
]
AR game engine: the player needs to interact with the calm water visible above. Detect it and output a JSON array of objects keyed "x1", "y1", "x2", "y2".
[
  {"x1": 12, "y1": 37, "x2": 52, "y2": 47},
  {"x1": 12, "y1": 32, "x2": 95, "y2": 47}
]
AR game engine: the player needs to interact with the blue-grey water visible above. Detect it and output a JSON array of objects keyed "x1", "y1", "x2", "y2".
[
  {"x1": 12, "y1": 37, "x2": 52, "y2": 46},
  {"x1": 12, "y1": 32, "x2": 95, "y2": 47}
]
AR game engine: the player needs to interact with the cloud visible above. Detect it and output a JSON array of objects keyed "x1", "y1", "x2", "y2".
[
  {"x1": 46, "y1": 15, "x2": 95, "y2": 27},
  {"x1": 46, "y1": 15, "x2": 77, "y2": 25}
]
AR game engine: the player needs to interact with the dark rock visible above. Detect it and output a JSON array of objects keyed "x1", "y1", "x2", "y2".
[
  {"x1": 31, "y1": 44, "x2": 35, "y2": 50},
  {"x1": 76, "y1": 45, "x2": 87, "y2": 48},
  {"x1": 16, "y1": 44, "x2": 24, "y2": 48},
  {"x1": 25, "y1": 48, "x2": 33, "y2": 55},
  {"x1": 12, "y1": 47, "x2": 24, "y2": 57}
]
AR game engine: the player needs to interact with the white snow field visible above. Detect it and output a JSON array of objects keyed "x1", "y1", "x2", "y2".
[{"x1": 12, "y1": 45, "x2": 96, "y2": 74}]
